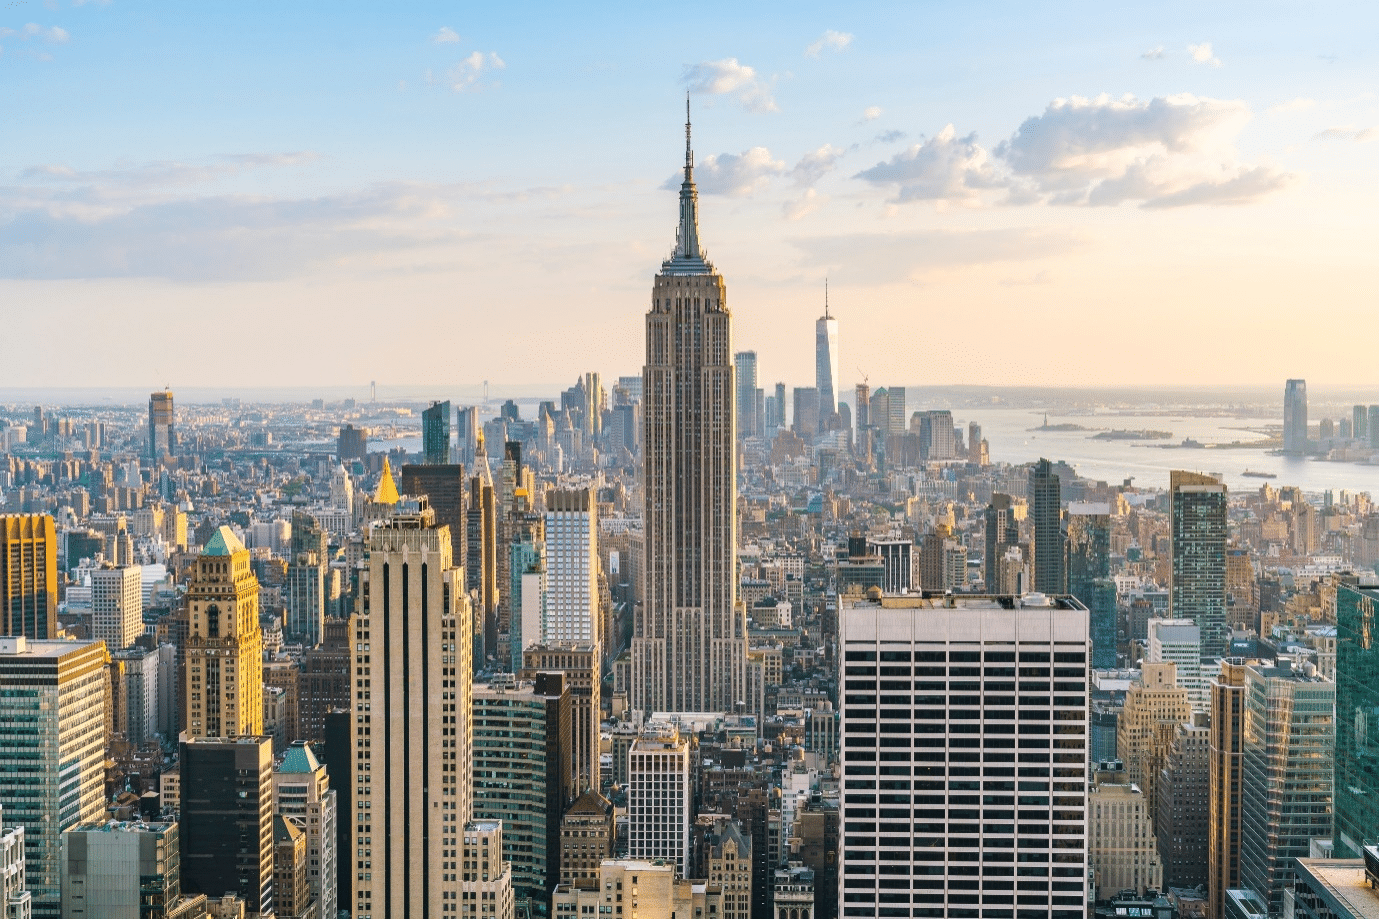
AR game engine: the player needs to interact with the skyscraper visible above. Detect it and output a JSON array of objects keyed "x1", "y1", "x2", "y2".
[
  {"x1": 1208, "y1": 659, "x2": 1250, "y2": 919},
  {"x1": 423, "y1": 399, "x2": 452, "y2": 465},
  {"x1": 792, "y1": 387, "x2": 820, "y2": 439},
  {"x1": 1237, "y1": 663, "x2": 1335, "y2": 914},
  {"x1": 184, "y1": 526, "x2": 263, "y2": 739},
  {"x1": 274, "y1": 741, "x2": 339, "y2": 919},
  {"x1": 91, "y1": 563, "x2": 143, "y2": 651},
  {"x1": 1170, "y1": 471, "x2": 1229, "y2": 659},
  {"x1": 633, "y1": 104, "x2": 746, "y2": 715},
  {"x1": 544, "y1": 489, "x2": 599, "y2": 645},
  {"x1": 816, "y1": 285, "x2": 839, "y2": 424},
  {"x1": 628, "y1": 723, "x2": 693, "y2": 877},
  {"x1": 1029, "y1": 458, "x2": 1065, "y2": 594},
  {"x1": 838, "y1": 592, "x2": 1091, "y2": 919},
  {"x1": 734, "y1": 351, "x2": 759, "y2": 440},
  {"x1": 1283, "y1": 379, "x2": 1308, "y2": 454},
  {"x1": 1330, "y1": 577, "x2": 1379, "y2": 858},
  {"x1": 1066, "y1": 503, "x2": 1115, "y2": 668},
  {"x1": 180, "y1": 736, "x2": 275, "y2": 916},
  {"x1": 0, "y1": 513, "x2": 57, "y2": 639},
  {"x1": 351, "y1": 504, "x2": 473, "y2": 919},
  {"x1": 983, "y1": 494, "x2": 1020, "y2": 592},
  {"x1": 0, "y1": 637, "x2": 107, "y2": 919},
  {"x1": 148, "y1": 390, "x2": 175, "y2": 459}
]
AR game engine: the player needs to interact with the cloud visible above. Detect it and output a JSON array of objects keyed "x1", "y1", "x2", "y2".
[
  {"x1": 861, "y1": 106, "x2": 882, "y2": 122},
  {"x1": 782, "y1": 188, "x2": 822, "y2": 221},
  {"x1": 791, "y1": 144, "x2": 845, "y2": 187},
  {"x1": 683, "y1": 58, "x2": 777, "y2": 113},
  {"x1": 2, "y1": 23, "x2": 69, "y2": 42},
  {"x1": 854, "y1": 125, "x2": 1003, "y2": 203},
  {"x1": 1313, "y1": 125, "x2": 1376, "y2": 142},
  {"x1": 805, "y1": 30, "x2": 853, "y2": 56},
  {"x1": 1188, "y1": 42, "x2": 1221, "y2": 67},
  {"x1": 449, "y1": 51, "x2": 504, "y2": 92},
  {"x1": 665, "y1": 147, "x2": 785, "y2": 196},
  {"x1": 432, "y1": 27, "x2": 460, "y2": 44},
  {"x1": 874, "y1": 129, "x2": 906, "y2": 144},
  {"x1": 996, "y1": 93, "x2": 1289, "y2": 207},
  {"x1": 1268, "y1": 97, "x2": 1316, "y2": 115},
  {"x1": 791, "y1": 227, "x2": 1083, "y2": 283},
  {"x1": 1141, "y1": 46, "x2": 1165, "y2": 61},
  {"x1": 17, "y1": 152, "x2": 321, "y2": 190}
]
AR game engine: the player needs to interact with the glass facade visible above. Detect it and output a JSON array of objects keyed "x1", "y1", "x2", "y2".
[
  {"x1": 1170, "y1": 473, "x2": 1229, "y2": 659},
  {"x1": 1332, "y1": 581, "x2": 1379, "y2": 858}
]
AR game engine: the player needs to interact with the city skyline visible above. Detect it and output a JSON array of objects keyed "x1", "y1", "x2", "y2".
[{"x1": 3, "y1": 3, "x2": 1377, "y2": 390}]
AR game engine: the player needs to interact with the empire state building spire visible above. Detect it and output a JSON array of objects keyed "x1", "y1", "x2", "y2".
[{"x1": 666, "y1": 94, "x2": 709, "y2": 273}]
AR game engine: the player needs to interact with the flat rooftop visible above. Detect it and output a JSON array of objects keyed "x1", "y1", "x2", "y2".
[{"x1": 1296, "y1": 859, "x2": 1379, "y2": 919}]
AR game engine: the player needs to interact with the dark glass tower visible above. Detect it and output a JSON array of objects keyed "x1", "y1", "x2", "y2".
[
  {"x1": 1332, "y1": 577, "x2": 1379, "y2": 858},
  {"x1": 1170, "y1": 471, "x2": 1228, "y2": 658},
  {"x1": 422, "y1": 399, "x2": 451, "y2": 465},
  {"x1": 1029, "y1": 458, "x2": 1065, "y2": 594},
  {"x1": 1066, "y1": 505, "x2": 1115, "y2": 667}
]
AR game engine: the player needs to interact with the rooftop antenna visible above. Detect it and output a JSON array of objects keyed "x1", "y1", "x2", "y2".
[
  {"x1": 685, "y1": 91, "x2": 693, "y2": 179},
  {"x1": 824, "y1": 278, "x2": 830, "y2": 319}
]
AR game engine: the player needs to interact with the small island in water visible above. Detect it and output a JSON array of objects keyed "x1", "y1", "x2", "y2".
[{"x1": 1090, "y1": 429, "x2": 1173, "y2": 441}]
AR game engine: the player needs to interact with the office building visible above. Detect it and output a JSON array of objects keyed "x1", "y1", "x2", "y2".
[
  {"x1": 628, "y1": 723, "x2": 693, "y2": 877},
  {"x1": 735, "y1": 351, "x2": 760, "y2": 439},
  {"x1": 179, "y1": 735, "x2": 274, "y2": 916},
  {"x1": 149, "y1": 390, "x2": 175, "y2": 459},
  {"x1": 1088, "y1": 761, "x2": 1163, "y2": 900},
  {"x1": 632, "y1": 107, "x2": 747, "y2": 715},
  {"x1": 1170, "y1": 471, "x2": 1229, "y2": 659},
  {"x1": 793, "y1": 387, "x2": 821, "y2": 438},
  {"x1": 697, "y1": 817, "x2": 752, "y2": 919},
  {"x1": 1284, "y1": 380, "x2": 1308, "y2": 454},
  {"x1": 984, "y1": 494, "x2": 1021, "y2": 592},
  {"x1": 1154, "y1": 714, "x2": 1210, "y2": 890},
  {"x1": 274, "y1": 815, "x2": 310, "y2": 919},
  {"x1": 471, "y1": 675, "x2": 574, "y2": 907},
  {"x1": 424, "y1": 399, "x2": 452, "y2": 465},
  {"x1": 185, "y1": 526, "x2": 263, "y2": 739},
  {"x1": 1116, "y1": 662, "x2": 1190, "y2": 817},
  {"x1": 1330, "y1": 578, "x2": 1379, "y2": 858},
  {"x1": 839, "y1": 592, "x2": 1091, "y2": 919},
  {"x1": 817, "y1": 292, "x2": 839, "y2": 424},
  {"x1": 1147, "y1": 619, "x2": 1207, "y2": 712},
  {"x1": 298, "y1": 616, "x2": 353, "y2": 744},
  {"x1": 401, "y1": 463, "x2": 469, "y2": 573},
  {"x1": 552, "y1": 859, "x2": 716, "y2": 919},
  {"x1": 111, "y1": 646, "x2": 161, "y2": 745},
  {"x1": 0, "y1": 806, "x2": 27, "y2": 918},
  {"x1": 91, "y1": 563, "x2": 143, "y2": 651},
  {"x1": 337, "y1": 423, "x2": 368, "y2": 461},
  {"x1": 1353, "y1": 405, "x2": 1369, "y2": 443},
  {"x1": 284, "y1": 547, "x2": 327, "y2": 648},
  {"x1": 0, "y1": 514, "x2": 57, "y2": 640},
  {"x1": 60, "y1": 821, "x2": 201, "y2": 919},
  {"x1": 1209, "y1": 659, "x2": 1251, "y2": 919},
  {"x1": 0, "y1": 638, "x2": 107, "y2": 919},
  {"x1": 467, "y1": 437, "x2": 499, "y2": 665},
  {"x1": 914, "y1": 409, "x2": 957, "y2": 460},
  {"x1": 919, "y1": 526, "x2": 967, "y2": 593},
  {"x1": 352, "y1": 505, "x2": 473, "y2": 919},
  {"x1": 274, "y1": 741, "x2": 338, "y2": 919},
  {"x1": 1371, "y1": 406, "x2": 1379, "y2": 449},
  {"x1": 1029, "y1": 458, "x2": 1065, "y2": 594},
  {"x1": 1238, "y1": 663, "x2": 1335, "y2": 915},
  {"x1": 460, "y1": 821, "x2": 515, "y2": 919},
  {"x1": 456, "y1": 406, "x2": 478, "y2": 468},
  {"x1": 867, "y1": 538, "x2": 913, "y2": 594},
  {"x1": 558, "y1": 791, "x2": 614, "y2": 890},
  {"x1": 1066, "y1": 503, "x2": 1115, "y2": 668},
  {"x1": 544, "y1": 489, "x2": 599, "y2": 645},
  {"x1": 521, "y1": 642, "x2": 602, "y2": 794},
  {"x1": 1289, "y1": 855, "x2": 1379, "y2": 919}
]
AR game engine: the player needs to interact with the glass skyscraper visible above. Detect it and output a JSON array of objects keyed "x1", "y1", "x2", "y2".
[
  {"x1": 422, "y1": 399, "x2": 451, "y2": 465},
  {"x1": 1332, "y1": 577, "x2": 1379, "y2": 858},
  {"x1": 1066, "y1": 504, "x2": 1115, "y2": 668},
  {"x1": 1170, "y1": 471, "x2": 1229, "y2": 659}
]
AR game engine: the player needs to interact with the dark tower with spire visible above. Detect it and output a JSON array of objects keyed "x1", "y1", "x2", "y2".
[{"x1": 632, "y1": 101, "x2": 746, "y2": 715}]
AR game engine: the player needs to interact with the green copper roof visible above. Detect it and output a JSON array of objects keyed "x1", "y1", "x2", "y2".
[
  {"x1": 203, "y1": 525, "x2": 245, "y2": 556},
  {"x1": 278, "y1": 741, "x2": 321, "y2": 774}
]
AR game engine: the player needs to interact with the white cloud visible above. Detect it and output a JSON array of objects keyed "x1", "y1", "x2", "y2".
[
  {"x1": 432, "y1": 27, "x2": 460, "y2": 44},
  {"x1": 854, "y1": 125, "x2": 1002, "y2": 204},
  {"x1": 449, "y1": 51, "x2": 505, "y2": 92},
  {"x1": 18, "y1": 152, "x2": 321, "y2": 190},
  {"x1": 5, "y1": 23, "x2": 69, "y2": 43},
  {"x1": 1314, "y1": 125, "x2": 1376, "y2": 142},
  {"x1": 996, "y1": 93, "x2": 1289, "y2": 207},
  {"x1": 782, "y1": 188, "x2": 822, "y2": 221},
  {"x1": 1141, "y1": 46, "x2": 1165, "y2": 61},
  {"x1": 791, "y1": 144, "x2": 845, "y2": 187},
  {"x1": 665, "y1": 147, "x2": 785, "y2": 196},
  {"x1": 791, "y1": 228, "x2": 1083, "y2": 283},
  {"x1": 1188, "y1": 42, "x2": 1221, "y2": 67},
  {"x1": 805, "y1": 30, "x2": 853, "y2": 56},
  {"x1": 683, "y1": 58, "x2": 777, "y2": 113},
  {"x1": 861, "y1": 106, "x2": 882, "y2": 122}
]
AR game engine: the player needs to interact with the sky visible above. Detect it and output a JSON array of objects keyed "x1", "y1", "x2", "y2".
[{"x1": 1, "y1": 1, "x2": 1376, "y2": 396}]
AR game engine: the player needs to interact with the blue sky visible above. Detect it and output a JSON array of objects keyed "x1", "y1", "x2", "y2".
[{"x1": 2, "y1": 1, "x2": 1376, "y2": 392}]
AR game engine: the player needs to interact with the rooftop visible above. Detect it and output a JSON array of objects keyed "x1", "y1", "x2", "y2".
[
  {"x1": 1295, "y1": 859, "x2": 1379, "y2": 919},
  {"x1": 202, "y1": 525, "x2": 245, "y2": 556}
]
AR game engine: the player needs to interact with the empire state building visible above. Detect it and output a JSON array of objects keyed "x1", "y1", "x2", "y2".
[{"x1": 632, "y1": 104, "x2": 746, "y2": 715}]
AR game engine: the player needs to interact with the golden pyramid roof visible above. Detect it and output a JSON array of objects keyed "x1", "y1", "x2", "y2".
[{"x1": 373, "y1": 457, "x2": 400, "y2": 505}]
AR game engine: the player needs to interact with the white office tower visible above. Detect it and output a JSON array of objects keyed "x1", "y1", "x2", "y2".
[
  {"x1": 627, "y1": 722, "x2": 693, "y2": 877},
  {"x1": 91, "y1": 564, "x2": 142, "y2": 651},
  {"x1": 633, "y1": 104, "x2": 747, "y2": 715},
  {"x1": 839, "y1": 593, "x2": 1091, "y2": 919},
  {"x1": 0, "y1": 807, "x2": 29, "y2": 918},
  {"x1": 0, "y1": 638, "x2": 107, "y2": 919},
  {"x1": 461, "y1": 821, "x2": 514, "y2": 919},
  {"x1": 1147, "y1": 619, "x2": 1207, "y2": 712},
  {"x1": 274, "y1": 741, "x2": 338, "y2": 919},
  {"x1": 352, "y1": 505, "x2": 473, "y2": 919},
  {"x1": 543, "y1": 489, "x2": 599, "y2": 645}
]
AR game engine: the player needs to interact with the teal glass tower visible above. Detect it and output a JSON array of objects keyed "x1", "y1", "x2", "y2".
[
  {"x1": 422, "y1": 399, "x2": 450, "y2": 465},
  {"x1": 1332, "y1": 577, "x2": 1379, "y2": 858}
]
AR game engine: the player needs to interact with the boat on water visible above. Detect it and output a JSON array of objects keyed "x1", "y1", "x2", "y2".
[{"x1": 1242, "y1": 469, "x2": 1278, "y2": 479}]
